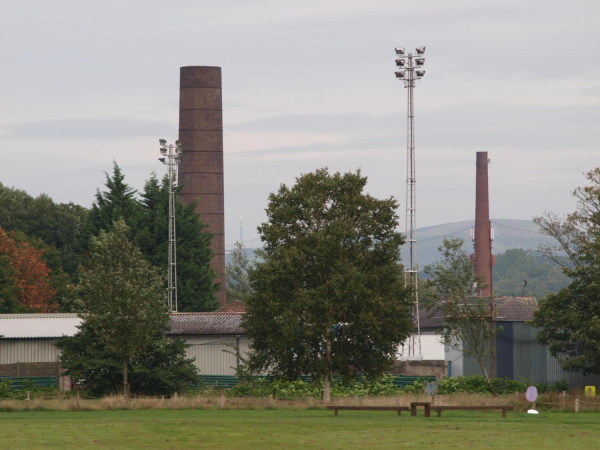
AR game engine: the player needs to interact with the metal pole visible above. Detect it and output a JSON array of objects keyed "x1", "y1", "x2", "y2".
[{"x1": 403, "y1": 52, "x2": 421, "y2": 359}]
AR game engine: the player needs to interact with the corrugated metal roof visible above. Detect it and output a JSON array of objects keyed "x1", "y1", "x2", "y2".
[
  {"x1": 0, "y1": 314, "x2": 82, "y2": 339},
  {"x1": 168, "y1": 313, "x2": 245, "y2": 336}
]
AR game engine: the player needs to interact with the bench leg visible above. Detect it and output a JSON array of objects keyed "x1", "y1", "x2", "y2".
[
  {"x1": 425, "y1": 405, "x2": 430, "y2": 418},
  {"x1": 437, "y1": 409, "x2": 441, "y2": 417},
  {"x1": 502, "y1": 409, "x2": 506, "y2": 418},
  {"x1": 397, "y1": 409, "x2": 401, "y2": 416},
  {"x1": 335, "y1": 408, "x2": 338, "y2": 416},
  {"x1": 411, "y1": 405, "x2": 416, "y2": 417}
]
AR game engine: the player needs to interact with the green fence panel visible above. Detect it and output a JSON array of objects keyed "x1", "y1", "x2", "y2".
[
  {"x1": 192, "y1": 374, "x2": 435, "y2": 389},
  {"x1": 0, "y1": 376, "x2": 57, "y2": 390}
]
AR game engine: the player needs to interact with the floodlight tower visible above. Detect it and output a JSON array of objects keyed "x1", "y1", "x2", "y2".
[
  {"x1": 159, "y1": 138, "x2": 183, "y2": 312},
  {"x1": 395, "y1": 46, "x2": 426, "y2": 359}
]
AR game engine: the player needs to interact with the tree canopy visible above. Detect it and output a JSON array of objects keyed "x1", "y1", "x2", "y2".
[
  {"x1": 80, "y1": 164, "x2": 218, "y2": 312},
  {"x1": 532, "y1": 168, "x2": 600, "y2": 375},
  {"x1": 226, "y1": 242, "x2": 253, "y2": 303},
  {"x1": 242, "y1": 168, "x2": 413, "y2": 402},
  {"x1": 76, "y1": 219, "x2": 172, "y2": 395},
  {"x1": 0, "y1": 227, "x2": 58, "y2": 312}
]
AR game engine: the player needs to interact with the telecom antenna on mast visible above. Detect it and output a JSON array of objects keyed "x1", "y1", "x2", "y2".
[
  {"x1": 158, "y1": 139, "x2": 183, "y2": 312},
  {"x1": 395, "y1": 46, "x2": 427, "y2": 359}
]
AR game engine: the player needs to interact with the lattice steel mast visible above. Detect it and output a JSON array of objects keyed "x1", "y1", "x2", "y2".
[
  {"x1": 159, "y1": 139, "x2": 183, "y2": 312},
  {"x1": 395, "y1": 46, "x2": 427, "y2": 359}
]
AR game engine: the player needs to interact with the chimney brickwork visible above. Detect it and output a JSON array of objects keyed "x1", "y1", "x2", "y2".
[{"x1": 178, "y1": 66, "x2": 226, "y2": 307}]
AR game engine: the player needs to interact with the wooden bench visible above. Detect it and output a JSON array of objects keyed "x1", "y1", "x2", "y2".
[
  {"x1": 410, "y1": 402, "x2": 431, "y2": 417},
  {"x1": 327, "y1": 406, "x2": 410, "y2": 416},
  {"x1": 432, "y1": 405, "x2": 514, "y2": 418}
]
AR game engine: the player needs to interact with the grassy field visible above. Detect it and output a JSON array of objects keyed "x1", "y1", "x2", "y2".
[{"x1": 1, "y1": 409, "x2": 599, "y2": 448}]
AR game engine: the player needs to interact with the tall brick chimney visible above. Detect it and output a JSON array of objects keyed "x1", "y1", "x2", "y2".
[
  {"x1": 474, "y1": 151, "x2": 492, "y2": 297},
  {"x1": 178, "y1": 66, "x2": 226, "y2": 307}
]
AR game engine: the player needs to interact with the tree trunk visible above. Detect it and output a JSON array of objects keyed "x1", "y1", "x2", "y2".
[
  {"x1": 323, "y1": 337, "x2": 332, "y2": 403},
  {"x1": 323, "y1": 374, "x2": 331, "y2": 403},
  {"x1": 480, "y1": 363, "x2": 498, "y2": 397},
  {"x1": 123, "y1": 358, "x2": 130, "y2": 397}
]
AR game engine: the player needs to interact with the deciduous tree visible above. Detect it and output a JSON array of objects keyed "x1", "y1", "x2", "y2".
[
  {"x1": 78, "y1": 219, "x2": 169, "y2": 395},
  {"x1": 0, "y1": 228, "x2": 57, "y2": 312},
  {"x1": 243, "y1": 168, "x2": 413, "y2": 402},
  {"x1": 226, "y1": 242, "x2": 252, "y2": 303},
  {"x1": 532, "y1": 168, "x2": 600, "y2": 375},
  {"x1": 423, "y1": 238, "x2": 500, "y2": 396}
]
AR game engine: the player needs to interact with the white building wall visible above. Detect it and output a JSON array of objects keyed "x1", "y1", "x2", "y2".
[
  {"x1": 180, "y1": 335, "x2": 250, "y2": 376},
  {"x1": 0, "y1": 339, "x2": 61, "y2": 364},
  {"x1": 397, "y1": 331, "x2": 445, "y2": 360},
  {"x1": 445, "y1": 338, "x2": 464, "y2": 377}
]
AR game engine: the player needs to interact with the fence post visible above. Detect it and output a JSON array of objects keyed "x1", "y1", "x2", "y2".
[
  {"x1": 76, "y1": 391, "x2": 80, "y2": 410},
  {"x1": 395, "y1": 396, "x2": 400, "y2": 407},
  {"x1": 220, "y1": 391, "x2": 225, "y2": 410},
  {"x1": 354, "y1": 396, "x2": 359, "y2": 406},
  {"x1": 575, "y1": 398, "x2": 579, "y2": 413},
  {"x1": 25, "y1": 390, "x2": 30, "y2": 409},
  {"x1": 308, "y1": 396, "x2": 314, "y2": 408},
  {"x1": 561, "y1": 391, "x2": 566, "y2": 409},
  {"x1": 272, "y1": 388, "x2": 277, "y2": 400}
]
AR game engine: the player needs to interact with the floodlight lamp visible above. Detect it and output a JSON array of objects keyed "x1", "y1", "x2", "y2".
[
  {"x1": 175, "y1": 140, "x2": 182, "y2": 147},
  {"x1": 160, "y1": 147, "x2": 167, "y2": 155},
  {"x1": 159, "y1": 139, "x2": 167, "y2": 146},
  {"x1": 395, "y1": 71, "x2": 405, "y2": 79},
  {"x1": 415, "y1": 70, "x2": 426, "y2": 77},
  {"x1": 416, "y1": 46, "x2": 426, "y2": 55},
  {"x1": 415, "y1": 58, "x2": 425, "y2": 66},
  {"x1": 395, "y1": 47, "x2": 405, "y2": 56},
  {"x1": 176, "y1": 147, "x2": 183, "y2": 154},
  {"x1": 175, "y1": 156, "x2": 182, "y2": 163},
  {"x1": 158, "y1": 157, "x2": 166, "y2": 164},
  {"x1": 395, "y1": 59, "x2": 406, "y2": 67}
]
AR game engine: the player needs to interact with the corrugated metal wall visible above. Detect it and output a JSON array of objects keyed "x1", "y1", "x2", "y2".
[
  {"x1": 456, "y1": 322, "x2": 600, "y2": 388},
  {"x1": 181, "y1": 335, "x2": 250, "y2": 376},
  {"x1": 0, "y1": 339, "x2": 60, "y2": 364}
]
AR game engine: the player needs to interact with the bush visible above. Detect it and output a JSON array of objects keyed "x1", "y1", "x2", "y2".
[{"x1": 437, "y1": 375, "x2": 569, "y2": 395}]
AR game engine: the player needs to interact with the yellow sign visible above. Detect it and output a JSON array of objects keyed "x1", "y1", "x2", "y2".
[{"x1": 585, "y1": 386, "x2": 596, "y2": 397}]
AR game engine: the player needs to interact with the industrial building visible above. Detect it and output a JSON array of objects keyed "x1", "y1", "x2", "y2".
[{"x1": 0, "y1": 312, "x2": 249, "y2": 379}]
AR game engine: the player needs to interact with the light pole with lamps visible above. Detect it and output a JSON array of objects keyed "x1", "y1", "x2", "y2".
[
  {"x1": 395, "y1": 46, "x2": 426, "y2": 359},
  {"x1": 159, "y1": 139, "x2": 183, "y2": 312}
]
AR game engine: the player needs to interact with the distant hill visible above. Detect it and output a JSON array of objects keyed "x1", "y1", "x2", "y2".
[
  {"x1": 228, "y1": 219, "x2": 556, "y2": 269},
  {"x1": 413, "y1": 219, "x2": 556, "y2": 267}
]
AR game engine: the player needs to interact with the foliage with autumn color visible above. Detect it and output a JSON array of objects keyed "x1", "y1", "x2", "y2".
[{"x1": 0, "y1": 227, "x2": 58, "y2": 312}]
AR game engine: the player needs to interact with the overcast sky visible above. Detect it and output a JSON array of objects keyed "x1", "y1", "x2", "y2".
[{"x1": 1, "y1": 0, "x2": 598, "y2": 248}]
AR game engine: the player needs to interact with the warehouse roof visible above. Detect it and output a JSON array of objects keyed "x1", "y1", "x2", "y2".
[
  {"x1": 418, "y1": 297, "x2": 538, "y2": 331},
  {"x1": 168, "y1": 312, "x2": 244, "y2": 336},
  {"x1": 0, "y1": 312, "x2": 246, "y2": 339},
  {"x1": 0, "y1": 314, "x2": 82, "y2": 339}
]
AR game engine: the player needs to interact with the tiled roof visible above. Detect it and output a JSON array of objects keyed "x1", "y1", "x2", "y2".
[
  {"x1": 167, "y1": 313, "x2": 245, "y2": 336},
  {"x1": 418, "y1": 297, "x2": 538, "y2": 330},
  {"x1": 0, "y1": 314, "x2": 82, "y2": 339}
]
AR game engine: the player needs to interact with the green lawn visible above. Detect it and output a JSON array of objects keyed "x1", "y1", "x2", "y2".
[{"x1": 1, "y1": 409, "x2": 599, "y2": 448}]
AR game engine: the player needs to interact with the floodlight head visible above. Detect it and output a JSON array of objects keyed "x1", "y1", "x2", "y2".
[
  {"x1": 415, "y1": 69, "x2": 426, "y2": 77},
  {"x1": 395, "y1": 47, "x2": 405, "y2": 56},
  {"x1": 395, "y1": 59, "x2": 406, "y2": 67},
  {"x1": 159, "y1": 139, "x2": 167, "y2": 146},
  {"x1": 158, "y1": 157, "x2": 166, "y2": 164},
  {"x1": 395, "y1": 71, "x2": 405, "y2": 79},
  {"x1": 416, "y1": 46, "x2": 426, "y2": 55},
  {"x1": 175, "y1": 155, "x2": 182, "y2": 163},
  {"x1": 160, "y1": 147, "x2": 167, "y2": 155},
  {"x1": 415, "y1": 58, "x2": 425, "y2": 66},
  {"x1": 175, "y1": 139, "x2": 182, "y2": 147},
  {"x1": 176, "y1": 147, "x2": 183, "y2": 154}
]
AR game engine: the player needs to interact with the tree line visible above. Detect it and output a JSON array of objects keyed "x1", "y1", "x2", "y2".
[{"x1": 0, "y1": 162, "x2": 218, "y2": 313}]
